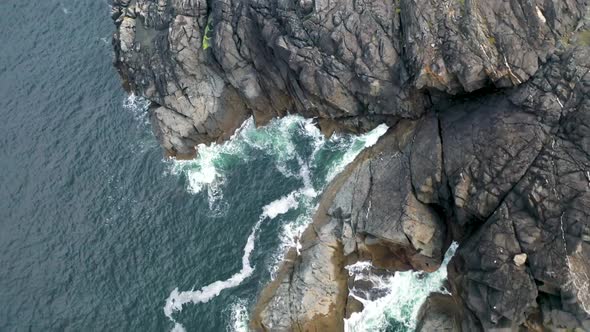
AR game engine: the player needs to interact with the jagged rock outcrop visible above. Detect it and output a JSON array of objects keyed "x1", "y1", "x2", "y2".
[
  {"x1": 415, "y1": 293, "x2": 467, "y2": 331},
  {"x1": 443, "y1": 48, "x2": 590, "y2": 331},
  {"x1": 112, "y1": 0, "x2": 588, "y2": 156},
  {"x1": 112, "y1": 0, "x2": 251, "y2": 158},
  {"x1": 251, "y1": 120, "x2": 449, "y2": 331},
  {"x1": 111, "y1": 0, "x2": 590, "y2": 330}
]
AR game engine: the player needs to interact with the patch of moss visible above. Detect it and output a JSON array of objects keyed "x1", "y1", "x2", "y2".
[
  {"x1": 395, "y1": 7, "x2": 401, "y2": 14},
  {"x1": 488, "y1": 36, "x2": 496, "y2": 45},
  {"x1": 202, "y1": 17, "x2": 213, "y2": 50},
  {"x1": 577, "y1": 30, "x2": 590, "y2": 47},
  {"x1": 560, "y1": 33, "x2": 571, "y2": 47},
  {"x1": 457, "y1": 0, "x2": 466, "y2": 16}
]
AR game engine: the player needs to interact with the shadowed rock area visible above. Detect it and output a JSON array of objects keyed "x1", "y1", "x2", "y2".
[{"x1": 111, "y1": 0, "x2": 590, "y2": 330}]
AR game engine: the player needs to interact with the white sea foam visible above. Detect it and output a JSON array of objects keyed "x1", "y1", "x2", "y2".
[
  {"x1": 170, "y1": 116, "x2": 387, "y2": 212},
  {"x1": 172, "y1": 118, "x2": 254, "y2": 196},
  {"x1": 186, "y1": 157, "x2": 218, "y2": 194},
  {"x1": 303, "y1": 118, "x2": 326, "y2": 161},
  {"x1": 170, "y1": 116, "x2": 315, "y2": 202},
  {"x1": 123, "y1": 94, "x2": 150, "y2": 124},
  {"x1": 363, "y1": 123, "x2": 389, "y2": 148},
  {"x1": 264, "y1": 122, "x2": 389, "y2": 278},
  {"x1": 164, "y1": 115, "x2": 390, "y2": 329},
  {"x1": 269, "y1": 207, "x2": 315, "y2": 279},
  {"x1": 170, "y1": 323, "x2": 186, "y2": 332},
  {"x1": 227, "y1": 299, "x2": 250, "y2": 332},
  {"x1": 164, "y1": 193, "x2": 301, "y2": 330},
  {"x1": 265, "y1": 164, "x2": 317, "y2": 278},
  {"x1": 262, "y1": 192, "x2": 299, "y2": 219},
  {"x1": 344, "y1": 242, "x2": 458, "y2": 332},
  {"x1": 345, "y1": 261, "x2": 374, "y2": 276},
  {"x1": 325, "y1": 123, "x2": 389, "y2": 182}
]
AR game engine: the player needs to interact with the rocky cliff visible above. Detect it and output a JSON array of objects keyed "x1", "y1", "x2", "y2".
[{"x1": 111, "y1": 0, "x2": 590, "y2": 330}]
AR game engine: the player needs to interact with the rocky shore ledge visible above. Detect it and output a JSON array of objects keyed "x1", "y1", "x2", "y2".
[{"x1": 111, "y1": 0, "x2": 590, "y2": 330}]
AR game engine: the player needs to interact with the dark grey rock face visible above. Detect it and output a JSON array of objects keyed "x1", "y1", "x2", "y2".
[
  {"x1": 112, "y1": 0, "x2": 250, "y2": 158},
  {"x1": 444, "y1": 49, "x2": 590, "y2": 331},
  {"x1": 112, "y1": 0, "x2": 587, "y2": 156},
  {"x1": 327, "y1": 120, "x2": 448, "y2": 273},
  {"x1": 415, "y1": 293, "x2": 463, "y2": 332},
  {"x1": 111, "y1": 0, "x2": 590, "y2": 330}
]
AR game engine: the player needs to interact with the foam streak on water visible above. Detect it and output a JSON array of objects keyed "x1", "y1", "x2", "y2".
[
  {"x1": 166, "y1": 115, "x2": 389, "y2": 331},
  {"x1": 171, "y1": 117, "x2": 388, "y2": 200},
  {"x1": 164, "y1": 192, "x2": 301, "y2": 331},
  {"x1": 227, "y1": 299, "x2": 250, "y2": 332},
  {"x1": 123, "y1": 94, "x2": 150, "y2": 124},
  {"x1": 171, "y1": 116, "x2": 389, "y2": 266},
  {"x1": 345, "y1": 242, "x2": 459, "y2": 332}
]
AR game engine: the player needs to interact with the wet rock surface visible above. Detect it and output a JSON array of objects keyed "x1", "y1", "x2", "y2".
[{"x1": 111, "y1": 0, "x2": 590, "y2": 330}]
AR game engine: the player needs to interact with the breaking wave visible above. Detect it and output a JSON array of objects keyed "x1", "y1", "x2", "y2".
[
  {"x1": 227, "y1": 299, "x2": 249, "y2": 332},
  {"x1": 165, "y1": 115, "x2": 389, "y2": 331},
  {"x1": 170, "y1": 116, "x2": 388, "y2": 200},
  {"x1": 345, "y1": 242, "x2": 459, "y2": 332}
]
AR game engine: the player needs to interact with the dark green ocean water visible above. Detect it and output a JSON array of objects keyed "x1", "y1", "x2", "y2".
[{"x1": 0, "y1": 1, "x2": 454, "y2": 331}]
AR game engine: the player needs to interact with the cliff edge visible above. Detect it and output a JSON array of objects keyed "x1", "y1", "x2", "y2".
[{"x1": 111, "y1": 0, "x2": 590, "y2": 330}]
